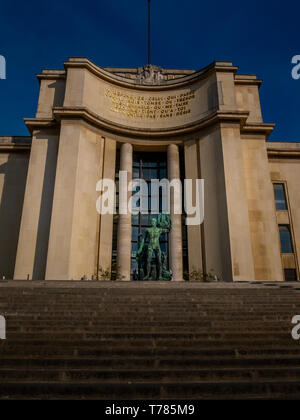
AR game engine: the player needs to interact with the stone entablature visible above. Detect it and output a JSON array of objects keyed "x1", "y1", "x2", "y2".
[
  {"x1": 27, "y1": 58, "x2": 274, "y2": 141},
  {"x1": 267, "y1": 142, "x2": 300, "y2": 157},
  {"x1": 0, "y1": 137, "x2": 31, "y2": 151}
]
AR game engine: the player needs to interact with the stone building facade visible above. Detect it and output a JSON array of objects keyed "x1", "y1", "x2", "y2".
[{"x1": 0, "y1": 58, "x2": 299, "y2": 282}]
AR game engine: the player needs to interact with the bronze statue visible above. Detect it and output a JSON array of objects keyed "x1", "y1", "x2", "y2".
[{"x1": 136, "y1": 214, "x2": 172, "y2": 281}]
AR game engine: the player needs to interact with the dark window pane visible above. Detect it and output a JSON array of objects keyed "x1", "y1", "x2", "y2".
[
  {"x1": 142, "y1": 168, "x2": 149, "y2": 179},
  {"x1": 274, "y1": 184, "x2": 287, "y2": 211},
  {"x1": 132, "y1": 227, "x2": 139, "y2": 241},
  {"x1": 132, "y1": 242, "x2": 138, "y2": 252},
  {"x1": 133, "y1": 154, "x2": 140, "y2": 165},
  {"x1": 131, "y1": 259, "x2": 138, "y2": 271},
  {"x1": 150, "y1": 169, "x2": 158, "y2": 179},
  {"x1": 279, "y1": 225, "x2": 294, "y2": 253},
  {"x1": 133, "y1": 167, "x2": 140, "y2": 179},
  {"x1": 160, "y1": 233, "x2": 167, "y2": 242},
  {"x1": 132, "y1": 215, "x2": 139, "y2": 225},
  {"x1": 160, "y1": 168, "x2": 167, "y2": 179},
  {"x1": 284, "y1": 269, "x2": 298, "y2": 282},
  {"x1": 160, "y1": 242, "x2": 168, "y2": 253},
  {"x1": 142, "y1": 161, "x2": 154, "y2": 168},
  {"x1": 141, "y1": 214, "x2": 149, "y2": 225}
]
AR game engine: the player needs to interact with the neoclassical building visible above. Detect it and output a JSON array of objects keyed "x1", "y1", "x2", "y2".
[{"x1": 0, "y1": 58, "x2": 299, "y2": 282}]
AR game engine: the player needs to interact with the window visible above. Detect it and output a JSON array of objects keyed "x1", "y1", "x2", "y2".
[
  {"x1": 131, "y1": 152, "x2": 169, "y2": 279},
  {"x1": 279, "y1": 225, "x2": 294, "y2": 254},
  {"x1": 273, "y1": 183, "x2": 288, "y2": 211},
  {"x1": 284, "y1": 269, "x2": 298, "y2": 282}
]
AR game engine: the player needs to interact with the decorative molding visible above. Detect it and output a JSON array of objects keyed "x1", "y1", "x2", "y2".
[
  {"x1": 0, "y1": 143, "x2": 31, "y2": 152},
  {"x1": 268, "y1": 150, "x2": 300, "y2": 158},
  {"x1": 241, "y1": 123, "x2": 275, "y2": 136},
  {"x1": 52, "y1": 107, "x2": 250, "y2": 139},
  {"x1": 24, "y1": 118, "x2": 58, "y2": 134}
]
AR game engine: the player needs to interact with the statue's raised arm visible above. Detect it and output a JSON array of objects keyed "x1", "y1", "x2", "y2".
[{"x1": 157, "y1": 214, "x2": 172, "y2": 233}]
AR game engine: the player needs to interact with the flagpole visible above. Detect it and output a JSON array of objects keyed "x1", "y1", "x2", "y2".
[{"x1": 148, "y1": 0, "x2": 151, "y2": 65}]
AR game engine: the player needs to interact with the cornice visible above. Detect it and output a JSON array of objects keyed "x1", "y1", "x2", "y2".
[
  {"x1": 24, "y1": 106, "x2": 275, "y2": 140},
  {"x1": 63, "y1": 58, "x2": 238, "y2": 91},
  {"x1": 234, "y1": 78, "x2": 262, "y2": 87},
  {"x1": 267, "y1": 149, "x2": 300, "y2": 158},
  {"x1": 0, "y1": 143, "x2": 31, "y2": 152},
  {"x1": 240, "y1": 122, "x2": 275, "y2": 137},
  {"x1": 51, "y1": 106, "x2": 251, "y2": 139},
  {"x1": 36, "y1": 70, "x2": 66, "y2": 82},
  {"x1": 24, "y1": 118, "x2": 58, "y2": 134}
]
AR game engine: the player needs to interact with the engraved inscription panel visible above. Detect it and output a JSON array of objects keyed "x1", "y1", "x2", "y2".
[
  {"x1": 105, "y1": 88, "x2": 196, "y2": 120},
  {"x1": 80, "y1": 70, "x2": 216, "y2": 130}
]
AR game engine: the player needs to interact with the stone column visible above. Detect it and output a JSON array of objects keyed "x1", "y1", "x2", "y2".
[
  {"x1": 184, "y1": 140, "x2": 203, "y2": 276},
  {"x1": 97, "y1": 138, "x2": 116, "y2": 277},
  {"x1": 117, "y1": 143, "x2": 133, "y2": 281},
  {"x1": 168, "y1": 144, "x2": 183, "y2": 281}
]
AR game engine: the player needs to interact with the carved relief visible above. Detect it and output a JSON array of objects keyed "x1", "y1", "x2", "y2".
[{"x1": 137, "y1": 65, "x2": 167, "y2": 85}]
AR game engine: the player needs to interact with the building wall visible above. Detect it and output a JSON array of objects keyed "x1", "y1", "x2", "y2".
[
  {"x1": 219, "y1": 123, "x2": 255, "y2": 281},
  {"x1": 242, "y1": 136, "x2": 283, "y2": 281},
  {"x1": 235, "y1": 83, "x2": 263, "y2": 123},
  {"x1": 36, "y1": 77, "x2": 66, "y2": 118},
  {"x1": 199, "y1": 126, "x2": 232, "y2": 281},
  {"x1": 0, "y1": 143, "x2": 30, "y2": 278},
  {"x1": 268, "y1": 143, "x2": 300, "y2": 279},
  {"x1": 45, "y1": 121, "x2": 105, "y2": 280},
  {"x1": 14, "y1": 130, "x2": 59, "y2": 280}
]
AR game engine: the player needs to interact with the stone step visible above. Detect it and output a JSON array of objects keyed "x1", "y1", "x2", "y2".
[
  {"x1": 1, "y1": 294, "x2": 299, "y2": 300},
  {"x1": 5, "y1": 326, "x2": 292, "y2": 334},
  {"x1": 1, "y1": 379, "x2": 300, "y2": 400},
  {"x1": 2, "y1": 317, "x2": 296, "y2": 324},
  {"x1": 0, "y1": 347, "x2": 299, "y2": 358},
  {"x1": 3, "y1": 307, "x2": 298, "y2": 313},
  {"x1": 2, "y1": 315, "x2": 298, "y2": 322},
  {"x1": 0, "y1": 338, "x2": 297, "y2": 350},
  {"x1": 2, "y1": 317, "x2": 294, "y2": 324},
  {"x1": 1, "y1": 355, "x2": 300, "y2": 369},
  {"x1": 1, "y1": 296, "x2": 298, "y2": 301},
  {"x1": 5, "y1": 306, "x2": 296, "y2": 311},
  {"x1": 2, "y1": 332, "x2": 294, "y2": 340},
  {"x1": 1, "y1": 366, "x2": 300, "y2": 382},
  {"x1": 2, "y1": 300, "x2": 298, "y2": 305}
]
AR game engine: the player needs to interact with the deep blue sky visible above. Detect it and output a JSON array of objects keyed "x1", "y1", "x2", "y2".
[{"x1": 0, "y1": 0, "x2": 299, "y2": 141}]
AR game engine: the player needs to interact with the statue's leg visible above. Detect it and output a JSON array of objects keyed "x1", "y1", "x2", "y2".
[
  {"x1": 157, "y1": 248, "x2": 163, "y2": 280},
  {"x1": 144, "y1": 248, "x2": 153, "y2": 280}
]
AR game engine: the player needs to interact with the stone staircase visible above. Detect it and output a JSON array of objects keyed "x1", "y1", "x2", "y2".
[{"x1": 0, "y1": 281, "x2": 300, "y2": 399}]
